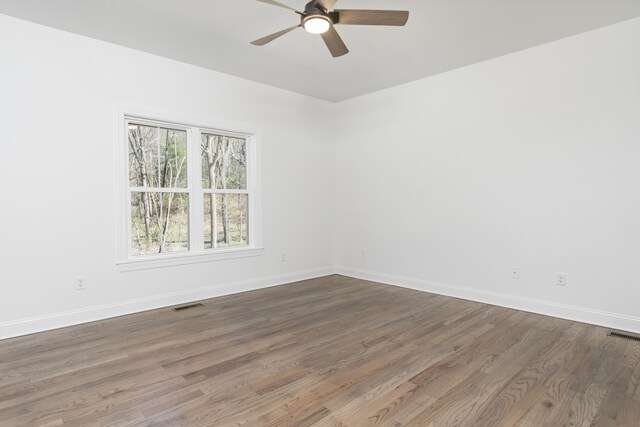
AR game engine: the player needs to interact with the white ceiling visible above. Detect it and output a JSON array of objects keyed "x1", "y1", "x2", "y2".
[{"x1": 1, "y1": 0, "x2": 639, "y2": 102}]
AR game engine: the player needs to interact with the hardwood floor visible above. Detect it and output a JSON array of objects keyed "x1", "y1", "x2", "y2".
[{"x1": 1, "y1": 275, "x2": 639, "y2": 426}]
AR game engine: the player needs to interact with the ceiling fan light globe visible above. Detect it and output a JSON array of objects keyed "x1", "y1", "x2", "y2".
[{"x1": 303, "y1": 16, "x2": 331, "y2": 34}]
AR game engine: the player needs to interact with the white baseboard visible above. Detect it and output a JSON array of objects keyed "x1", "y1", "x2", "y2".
[
  {"x1": 0, "y1": 267, "x2": 334, "y2": 340},
  {"x1": 5, "y1": 266, "x2": 638, "y2": 340},
  {"x1": 335, "y1": 266, "x2": 640, "y2": 334}
]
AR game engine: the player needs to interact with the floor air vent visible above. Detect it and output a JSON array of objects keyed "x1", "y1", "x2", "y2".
[
  {"x1": 608, "y1": 331, "x2": 640, "y2": 342},
  {"x1": 172, "y1": 303, "x2": 204, "y2": 312}
]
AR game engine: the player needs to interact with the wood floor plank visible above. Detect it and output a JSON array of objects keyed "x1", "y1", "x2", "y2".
[
  {"x1": 475, "y1": 323, "x2": 587, "y2": 427},
  {"x1": 0, "y1": 275, "x2": 638, "y2": 426}
]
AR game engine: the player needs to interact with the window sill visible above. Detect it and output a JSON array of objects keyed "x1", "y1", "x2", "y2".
[{"x1": 117, "y1": 247, "x2": 264, "y2": 272}]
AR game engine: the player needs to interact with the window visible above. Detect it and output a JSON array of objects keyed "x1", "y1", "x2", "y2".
[{"x1": 117, "y1": 113, "x2": 261, "y2": 270}]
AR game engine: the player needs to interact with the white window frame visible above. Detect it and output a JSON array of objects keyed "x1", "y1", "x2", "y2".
[{"x1": 115, "y1": 107, "x2": 263, "y2": 271}]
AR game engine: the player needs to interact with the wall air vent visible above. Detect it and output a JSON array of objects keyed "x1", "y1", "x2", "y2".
[
  {"x1": 608, "y1": 330, "x2": 640, "y2": 342},
  {"x1": 172, "y1": 303, "x2": 204, "y2": 312}
]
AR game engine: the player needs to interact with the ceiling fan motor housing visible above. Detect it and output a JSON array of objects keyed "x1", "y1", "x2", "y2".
[{"x1": 305, "y1": 1, "x2": 326, "y2": 13}]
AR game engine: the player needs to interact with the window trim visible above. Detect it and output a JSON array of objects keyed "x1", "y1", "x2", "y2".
[{"x1": 115, "y1": 106, "x2": 263, "y2": 271}]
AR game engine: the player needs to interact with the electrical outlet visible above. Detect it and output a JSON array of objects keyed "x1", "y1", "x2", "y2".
[
  {"x1": 556, "y1": 273, "x2": 566, "y2": 286},
  {"x1": 281, "y1": 252, "x2": 287, "y2": 262},
  {"x1": 511, "y1": 267, "x2": 520, "y2": 280},
  {"x1": 76, "y1": 277, "x2": 87, "y2": 291},
  {"x1": 361, "y1": 250, "x2": 366, "y2": 259}
]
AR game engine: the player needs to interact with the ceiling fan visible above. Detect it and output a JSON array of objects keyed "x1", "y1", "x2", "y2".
[{"x1": 251, "y1": 0, "x2": 409, "y2": 58}]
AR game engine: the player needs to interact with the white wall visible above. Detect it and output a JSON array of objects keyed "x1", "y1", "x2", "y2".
[
  {"x1": 0, "y1": 14, "x2": 335, "y2": 338},
  {"x1": 334, "y1": 18, "x2": 640, "y2": 333},
  {"x1": 2, "y1": 13, "x2": 639, "y2": 339}
]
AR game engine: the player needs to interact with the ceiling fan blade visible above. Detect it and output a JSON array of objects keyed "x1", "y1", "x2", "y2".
[
  {"x1": 255, "y1": 0, "x2": 301, "y2": 13},
  {"x1": 315, "y1": 0, "x2": 338, "y2": 11},
  {"x1": 251, "y1": 25, "x2": 300, "y2": 46},
  {"x1": 320, "y1": 26, "x2": 349, "y2": 58},
  {"x1": 334, "y1": 10, "x2": 409, "y2": 26}
]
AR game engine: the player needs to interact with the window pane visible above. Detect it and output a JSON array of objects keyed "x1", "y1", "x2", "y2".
[
  {"x1": 131, "y1": 192, "x2": 189, "y2": 256},
  {"x1": 201, "y1": 133, "x2": 247, "y2": 190},
  {"x1": 204, "y1": 194, "x2": 248, "y2": 249},
  {"x1": 128, "y1": 124, "x2": 187, "y2": 188}
]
